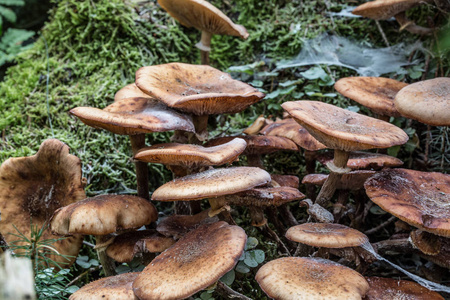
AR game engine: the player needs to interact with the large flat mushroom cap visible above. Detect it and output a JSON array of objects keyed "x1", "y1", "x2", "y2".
[
  {"x1": 0, "y1": 139, "x2": 85, "y2": 267},
  {"x1": 69, "y1": 272, "x2": 139, "y2": 300},
  {"x1": 135, "y1": 63, "x2": 265, "y2": 115},
  {"x1": 157, "y1": 0, "x2": 248, "y2": 38},
  {"x1": 364, "y1": 276, "x2": 445, "y2": 300},
  {"x1": 70, "y1": 97, "x2": 195, "y2": 135},
  {"x1": 352, "y1": 0, "x2": 426, "y2": 20},
  {"x1": 114, "y1": 83, "x2": 150, "y2": 102},
  {"x1": 394, "y1": 77, "x2": 450, "y2": 126},
  {"x1": 151, "y1": 167, "x2": 271, "y2": 201},
  {"x1": 50, "y1": 195, "x2": 158, "y2": 236},
  {"x1": 134, "y1": 138, "x2": 247, "y2": 167},
  {"x1": 133, "y1": 221, "x2": 246, "y2": 300},
  {"x1": 205, "y1": 135, "x2": 298, "y2": 155},
  {"x1": 281, "y1": 100, "x2": 408, "y2": 151},
  {"x1": 364, "y1": 168, "x2": 450, "y2": 237},
  {"x1": 260, "y1": 118, "x2": 327, "y2": 151},
  {"x1": 316, "y1": 151, "x2": 403, "y2": 170},
  {"x1": 286, "y1": 223, "x2": 369, "y2": 248},
  {"x1": 255, "y1": 257, "x2": 369, "y2": 300},
  {"x1": 335, "y1": 77, "x2": 408, "y2": 117},
  {"x1": 106, "y1": 230, "x2": 175, "y2": 263}
]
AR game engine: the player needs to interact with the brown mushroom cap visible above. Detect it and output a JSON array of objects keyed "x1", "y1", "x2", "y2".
[
  {"x1": 70, "y1": 97, "x2": 195, "y2": 135},
  {"x1": 157, "y1": 0, "x2": 248, "y2": 38},
  {"x1": 0, "y1": 139, "x2": 85, "y2": 267},
  {"x1": 364, "y1": 168, "x2": 450, "y2": 237},
  {"x1": 270, "y1": 174, "x2": 299, "y2": 188},
  {"x1": 364, "y1": 276, "x2": 445, "y2": 300},
  {"x1": 151, "y1": 167, "x2": 271, "y2": 201},
  {"x1": 316, "y1": 151, "x2": 403, "y2": 170},
  {"x1": 302, "y1": 170, "x2": 376, "y2": 190},
  {"x1": 205, "y1": 135, "x2": 298, "y2": 155},
  {"x1": 135, "y1": 63, "x2": 265, "y2": 116},
  {"x1": 255, "y1": 257, "x2": 370, "y2": 300},
  {"x1": 420, "y1": 237, "x2": 450, "y2": 269},
  {"x1": 105, "y1": 230, "x2": 175, "y2": 263},
  {"x1": 134, "y1": 138, "x2": 247, "y2": 168},
  {"x1": 281, "y1": 100, "x2": 408, "y2": 151},
  {"x1": 133, "y1": 221, "x2": 246, "y2": 300},
  {"x1": 394, "y1": 77, "x2": 450, "y2": 126},
  {"x1": 260, "y1": 118, "x2": 327, "y2": 151},
  {"x1": 226, "y1": 187, "x2": 305, "y2": 207},
  {"x1": 410, "y1": 229, "x2": 441, "y2": 256},
  {"x1": 286, "y1": 223, "x2": 369, "y2": 248},
  {"x1": 334, "y1": 77, "x2": 408, "y2": 117},
  {"x1": 69, "y1": 272, "x2": 139, "y2": 300},
  {"x1": 156, "y1": 209, "x2": 219, "y2": 239},
  {"x1": 114, "y1": 83, "x2": 150, "y2": 102},
  {"x1": 352, "y1": 0, "x2": 428, "y2": 20},
  {"x1": 50, "y1": 195, "x2": 158, "y2": 236}
]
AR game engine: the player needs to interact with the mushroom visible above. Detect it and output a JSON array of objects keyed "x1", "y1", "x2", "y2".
[
  {"x1": 255, "y1": 257, "x2": 370, "y2": 300},
  {"x1": 282, "y1": 100, "x2": 408, "y2": 207},
  {"x1": 135, "y1": 63, "x2": 265, "y2": 142},
  {"x1": 316, "y1": 151, "x2": 403, "y2": 171},
  {"x1": 70, "y1": 97, "x2": 195, "y2": 200},
  {"x1": 50, "y1": 194, "x2": 158, "y2": 276},
  {"x1": 114, "y1": 83, "x2": 150, "y2": 102},
  {"x1": 0, "y1": 139, "x2": 85, "y2": 268},
  {"x1": 69, "y1": 272, "x2": 139, "y2": 300},
  {"x1": 132, "y1": 221, "x2": 246, "y2": 300},
  {"x1": 157, "y1": 0, "x2": 248, "y2": 65},
  {"x1": 409, "y1": 229, "x2": 441, "y2": 256}
]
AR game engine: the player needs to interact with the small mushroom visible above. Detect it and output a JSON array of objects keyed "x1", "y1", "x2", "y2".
[{"x1": 316, "y1": 151, "x2": 403, "y2": 170}]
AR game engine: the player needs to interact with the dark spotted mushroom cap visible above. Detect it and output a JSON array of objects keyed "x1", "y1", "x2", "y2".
[
  {"x1": 134, "y1": 138, "x2": 247, "y2": 168},
  {"x1": 334, "y1": 77, "x2": 408, "y2": 117},
  {"x1": 69, "y1": 272, "x2": 139, "y2": 300},
  {"x1": 0, "y1": 139, "x2": 85, "y2": 267},
  {"x1": 364, "y1": 276, "x2": 444, "y2": 300},
  {"x1": 394, "y1": 77, "x2": 450, "y2": 126},
  {"x1": 135, "y1": 63, "x2": 265, "y2": 116},
  {"x1": 286, "y1": 223, "x2": 369, "y2": 248},
  {"x1": 281, "y1": 100, "x2": 408, "y2": 151},
  {"x1": 151, "y1": 167, "x2": 271, "y2": 201},
  {"x1": 364, "y1": 168, "x2": 450, "y2": 237},
  {"x1": 114, "y1": 83, "x2": 150, "y2": 102},
  {"x1": 50, "y1": 195, "x2": 158, "y2": 236},
  {"x1": 205, "y1": 135, "x2": 298, "y2": 155},
  {"x1": 133, "y1": 221, "x2": 246, "y2": 300},
  {"x1": 70, "y1": 97, "x2": 195, "y2": 135},
  {"x1": 157, "y1": 0, "x2": 248, "y2": 38},
  {"x1": 316, "y1": 151, "x2": 403, "y2": 170},
  {"x1": 352, "y1": 0, "x2": 429, "y2": 20},
  {"x1": 255, "y1": 257, "x2": 369, "y2": 300},
  {"x1": 105, "y1": 230, "x2": 175, "y2": 263},
  {"x1": 260, "y1": 118, "x2": 327, "y2": 151}
]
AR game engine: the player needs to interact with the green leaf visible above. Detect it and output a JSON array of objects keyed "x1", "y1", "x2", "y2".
[
  {"x1": 65, "y1": 286, "x2": 79, "y2": 294},
  {"x1": 244, "y1": 251, "x2": 259, "y2": 267},
  {"x1": 235, "y1": 261, "x2": 250, "y2": 273},
  {"x1": 0, "y1": 6, "x2": 17, "y2": 23},
  {"x1": 245, "y1": 237, "x2": 258, "y2": 250},
  {"x1": 253, "y1": 249, "x2": 265, "y2": 264},
  {"x1": 220, "y1": 269, "x2": 235, "y2": 286},
  {"x1": 300, "y1": 67, "x2": 327, "y2": 80},
  {"x1": 279, "y1": 79, "x2": 303, "y2": 87},
  {"x1": 0, "y1": 0, "x2": 25, "y2": 5}
]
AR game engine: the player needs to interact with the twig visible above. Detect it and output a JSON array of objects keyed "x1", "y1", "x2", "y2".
[
  {"x1": 215, "y1": 281, "x2": 253, "y2": 300},
  {"x1": 365, "y1": 216, "x2": 396, "y2": 235},
  {"x1": 375, "y1": 20, "x2": 390, "y2": 47},
  {"x1": 65, "y1": 265, "x2": 101, "y2": 288},
  {"x1": 0, "y1": 232, "x2": 10, "y2": 250}
]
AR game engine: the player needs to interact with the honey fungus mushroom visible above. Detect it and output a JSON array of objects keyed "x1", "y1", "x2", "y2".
[
  {"x1": 50, "y1": 194, "x2": 158, "y2": 276},
  {"x1": 133, "y1": 221, "x2": 246, "y2": 300},
  {"x1": 0, "y1": 139, "x2": 86, "y2": 268}
]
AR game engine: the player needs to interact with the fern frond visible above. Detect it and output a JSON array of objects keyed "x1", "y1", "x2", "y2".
[
  {"x1": 0, "y1": 5, "x2": 17, "y2": 23},
  {"x1": 0, "y1": 0, "x2": 25, "y2": 6}
]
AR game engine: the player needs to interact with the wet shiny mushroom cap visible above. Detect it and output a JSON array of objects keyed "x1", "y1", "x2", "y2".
[
  {"x1": 260, "y1": 118, "x2": 327, "y2": 151},
  {"x1": 352, "y1": 0, "x2": 428, "y2": 20},
  {"x1": 364, "y1": 168, "x2": 450, "y2": 237},
  {"x1": 105, "y1": 230, "x2": 175, "y2": 263},
  {"x1": 114, "y1": 83, "x2": 150, "y2": 102},
  {"x1": 133, "y1": 221, "x2": 246, "y2": 300},
  {"x1": 394, "y1": 77, "x2": 450, "y2": 126},
  {"x1": 50, "y1": 195, "x2": 158, "y2": 236},
  {"x1": 151, "y1": 167, "x2": 271, "y2": 201},
  {"x1": 70, "y1": 97, "x2": 195, "y2": 135},
  {"x1": 364, "y1": 276, "x2": 444, "y2": 300},
  {"x1": 0, "y1": 139, "x2": 85, "y2": 267},
  {"x1": 205, "y1": 135, "x2": 298, "y2": 155},
  {"x1": 316, "y1": 151, "x2": 403, "y2": 170},
  {"x1": 134, "y1": 138, "x2": 247, "y2": 168},
  {"x1": 157, "y1": 0, "x2": 248, "y2": 38},
  {"x1": 69, "y1": 272, "x2": 139, "y2": 300},
  {"x1": 226, "y1": 187, "x2": 306, "y2": 207},
  {"x1": 334, "y1": 77, "x2": 408, "y2": 117},
  {"x1": 135, "y1": 63, "x2": 265, "y2": 115},
  {"x1": 302, "y1": 170, "x2": 376, "y2": 191},
  {"x1": 286, "y1": 223, "x2": 369, "y2": 248},
  {"x1": 281, "y1": 100, "x2": 408, "y2": 151},
  {"x1": 255, "y1": 257, "x2": 369, "y2": 300}
]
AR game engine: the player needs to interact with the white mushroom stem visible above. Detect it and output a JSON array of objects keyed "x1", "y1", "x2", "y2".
[
  {"x1": 130, "y1": 134, "x2": 150, "y2": 201},
  {"x1": 95, "y1": 235, "x2": 117, "y2": 277},
  {"x1": 208, "y1": 196, "x2": 234, "y2": 224},
  {"x1": 315, "y1": 149, "x2": 350, "y2": 207},
  {"x1": 195, "y1": 31, "x2": 212, "y2": 65}
]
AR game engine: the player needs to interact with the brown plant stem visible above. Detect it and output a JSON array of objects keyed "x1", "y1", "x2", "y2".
[{"x1": 130, "y1": 134, "x2": 149, "y2": 201}]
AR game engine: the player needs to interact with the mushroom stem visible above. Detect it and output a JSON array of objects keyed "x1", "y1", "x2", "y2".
[
  {"x1": 246, "y1": 154, "x2": 264, "y2": 168},
  {"x1": 249, "y1": 206, "x2": 267, "y2": 227},
  {"x1": 395, "y1": 12, "x2": 434, "y2": 35},
  {"x1": 315, "y1": 149, "x2": 350, "y2": 207},
  {"x1": 190, "y1": 115, "x2": 209, "y2": 144},
  {"x1": 208, "y1": 196, "x2": 235, "y2": 224},
  {"x1": 304, "y1": 150, "x2": 318, "y2": 200},
  {"x1": 130, "y1": 134, "x2": 150, "y2": 201},
  {"x1": 95, "y1": 235, "x2": 116, "y2": 277},
  {"x1": 196, "y1": 31, "x2": 212, "y2": 65}
]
